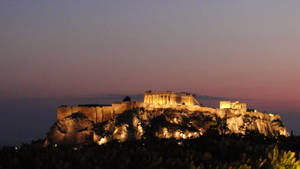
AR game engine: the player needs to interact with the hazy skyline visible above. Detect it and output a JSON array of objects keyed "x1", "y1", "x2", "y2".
[{"x1": 0, "y1": 1, "x2": 300, "y2": 144}]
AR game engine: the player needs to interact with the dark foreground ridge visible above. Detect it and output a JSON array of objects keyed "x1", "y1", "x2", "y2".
[{"x1": 1, "y1": 135, "x2": 300, "y2": 169}]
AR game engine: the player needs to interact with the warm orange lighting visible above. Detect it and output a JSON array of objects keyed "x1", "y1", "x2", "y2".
[
  {"x1": 97, "y1": 137, "x2": 107, "y2": 145},
  {"x1": 144, "y1": 91, "x2": 198, "y2": 106}
]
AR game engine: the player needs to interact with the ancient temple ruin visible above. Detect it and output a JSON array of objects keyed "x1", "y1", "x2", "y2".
[
  {"x1": 143, "y1": 91, "x2": 199, "y2": 106},
  {"x1": 219, "y1": 101, "x2": 247, "y2": 112}
]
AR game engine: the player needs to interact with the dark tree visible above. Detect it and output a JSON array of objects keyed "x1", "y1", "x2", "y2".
[{"x1": 123, "y1": 96, "x2": 131, "y2": 102}]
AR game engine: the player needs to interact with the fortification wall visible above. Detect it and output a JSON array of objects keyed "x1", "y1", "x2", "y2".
[
  {"x1": 57, "y1": 106, "x2": 98, "y2": 122},
  {"x1": 142, "y1": 104, "x2": 216, "y2": 115},
  {"x1": 186, "y1": 105, "x2": 216, "y2": 113},
  {"x1": 57, "y1": 102, "x2": 143, "y2": 123}
]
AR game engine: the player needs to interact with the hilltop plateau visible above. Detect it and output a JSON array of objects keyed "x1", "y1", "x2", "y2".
[{"x1": 44, "y1": 91, "x2": 289, "y2": 146}]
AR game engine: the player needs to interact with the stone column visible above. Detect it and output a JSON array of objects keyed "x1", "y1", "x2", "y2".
[
  {"x1": 167, "y1": 96, "x2": 169, "y2": 104},
  {"x1": 144, "y1": 95, "x2": 148, "y2": 104},
  {"x1": 170, "y1": 95, "x2": 174, "y2": 105},
  {"x1": 165, "y1": 96, "x2": 168, "y2": 104},
  {"x1": 151, "y1": 95, "x2": 153, "y2": 104},
  {"x1": 158, "y1": 95, "x2": 160, "y2": 104},
  {"x1": 166, "y1": 95, "x2": 168, "y2": 104},
  {"x1": 165, "y1": 95, "x2": 167, "y2": 104}
]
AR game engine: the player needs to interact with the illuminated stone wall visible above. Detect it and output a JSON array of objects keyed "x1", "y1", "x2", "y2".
[
  {"x1": 57, "y1": 91, "x2": 200, "y2": 123},
  {"x1": 144, "y1": 91, "x2": 198, "y2": 106},
  {"x1": 57, "y1": 101, "x2": 141, "y2": 123},
  {"x1": 220, "y1": 101, "x2": 247, "y2": 112},
  {"x1": 57, "y1": 93, "x2": 255, "y2": 128}
]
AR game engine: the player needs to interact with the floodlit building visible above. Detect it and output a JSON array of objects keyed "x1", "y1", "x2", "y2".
[
  {"x1": 144, "y1": 91, "x2": 199, "y2": 106},
  {"x1": 219, "y1": 101, "x2": 247, "y2": 112}
]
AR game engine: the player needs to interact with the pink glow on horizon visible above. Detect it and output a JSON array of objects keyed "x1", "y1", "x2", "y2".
[{"x1": 0, "y1": 0, "x2": 299, "y2": 115}]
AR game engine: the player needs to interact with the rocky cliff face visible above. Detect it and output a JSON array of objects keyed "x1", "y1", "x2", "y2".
[
  {"x1": 45, "y1": 107, "x2": 289, "y2": 146},
  {"x1": 45, "y1": 113, "x2": 94, "y2": 146},
  {"x1": 223, "y1": 109, "x2": 288, "y2": 136}
]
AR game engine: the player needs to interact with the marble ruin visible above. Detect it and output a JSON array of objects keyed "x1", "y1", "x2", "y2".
[{"x1": 144, "y1": 91, "x2": 199, "y2": 106}]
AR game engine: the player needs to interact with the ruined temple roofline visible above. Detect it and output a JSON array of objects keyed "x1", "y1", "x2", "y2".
[{"x1": 144, "y1": 91, "x2": 194, "y2": 96}]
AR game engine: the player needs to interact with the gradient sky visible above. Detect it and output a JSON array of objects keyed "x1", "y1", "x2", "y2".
[{"x1": 1, "y1": 0, "x2": 300, "y2": 145}]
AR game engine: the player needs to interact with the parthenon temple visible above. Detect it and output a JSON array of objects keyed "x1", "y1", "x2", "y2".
[{"x1": 144, "y1": 91, "x2": 199, "y2": 106}]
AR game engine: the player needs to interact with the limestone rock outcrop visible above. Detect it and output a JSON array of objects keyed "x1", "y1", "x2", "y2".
[
  {"x1": 223, "y1": 109, "x2": 289, "y2": 136},
  {"x1": 93, "y1": 108, "x2": 288, "y2": 145},
  {"x1": 45, "y1": 107, "x2": 289, "y2": 146},
  {"x1": 45, "y1": 113, "x2": 94, "y2": 145}
]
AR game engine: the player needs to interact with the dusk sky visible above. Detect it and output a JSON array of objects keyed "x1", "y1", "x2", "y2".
[{"x1": 1, "y1": 1, "x2": 300, "y2": 145}]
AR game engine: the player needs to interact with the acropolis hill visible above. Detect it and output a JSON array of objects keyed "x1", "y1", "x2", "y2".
[
  {"x1": 45, "y1": 91, "x2": 289, "y2": 146},
  {"x1": 57, "y1": 91, "x2": 201, "y2": 122}
]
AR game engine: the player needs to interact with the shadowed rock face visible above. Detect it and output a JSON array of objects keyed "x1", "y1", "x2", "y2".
[
  {"x1": 45, "y1": 113, "x2": 94, "y2": 146},
  {"x1": 45, "y1": 108, "x2": 289, "y2": 146}
]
